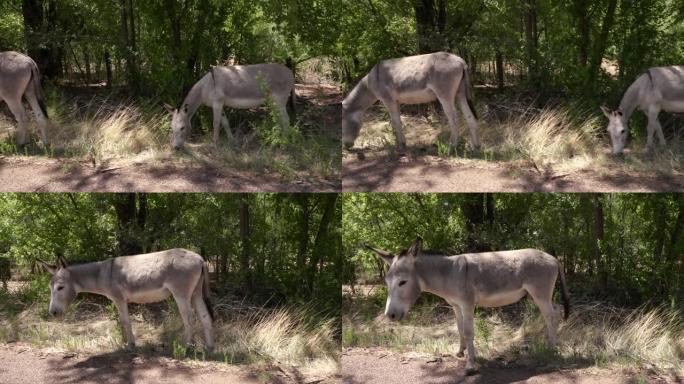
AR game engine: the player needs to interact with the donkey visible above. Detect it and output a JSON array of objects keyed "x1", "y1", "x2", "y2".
[
  {"x1": 366, "y1": 237, "x2": 570, "y2": 375},
  {"x1": 0, "y1": 51, "x2": 50, "y2": 145},
  {"x1": 38, "y1": 249, "x2": 214, "y2": 351},
  {"x1": 601, "y1": 66, "x2": 684, "y2": 155},
  {"x1": 342, "y1": 52, "x2": 480, "y2": 152},
  {"x1": 164, "y1": 63, "x2": 295, "y2": 150}
]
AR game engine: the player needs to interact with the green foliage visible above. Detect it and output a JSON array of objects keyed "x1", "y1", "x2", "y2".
[
  {"x1": 0, "y1": 193, "x2": 341, "y2": 315},
  {"x1": 344, "y1": 193, "x2": 684, "y2": 307}
]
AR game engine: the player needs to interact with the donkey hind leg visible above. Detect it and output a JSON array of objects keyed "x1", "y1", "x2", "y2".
[
  {"x1": 212, "y1": 103, "x2": 224, "y2": 147},
  {"x1": 192, "y1": 292, "x2": 214, "y2": 351},
  {"x1": 5, "y1": 98, "x2": 30, "y2": 146},
  {"x1": 436, "y1": 95, "x2": 461, "y2": 149},
  {"x1": 460, "y1": 304, "x2": 479, "y2": 375},
  {"x1": 173, "y1": 295, "x2": 195, "y2": 347},
  {"x1": 528, "y1": 291, "x2": 558, "y2": 348},
  {"x1": 275, "y1": 99, "x2": 290, "y2": 129},
  {"x1": 450, "y1": 302, "x2": 466, "y2": 357},
  {"x1": 456, "y1": 93, "x2": 480, "y2": 150},
  {"x1": 382, "y1": 100, "x2": 407, "y2": 152},
  {"x1": 113, "y1": 299, "x2": 136, "y2": 348},
  {"x1": 23, "y1": 87, "x2": 49, "y2": 145}
]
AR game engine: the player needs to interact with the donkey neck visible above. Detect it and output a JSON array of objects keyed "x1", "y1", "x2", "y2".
[
  {"x1": 67, "y1": 260, "x2": 113, "y2": 297},
  {"x1": 414, "y1": 254, "x2": 458, "y2": 300},
  {"x1": 180, "y1": 79, "x2": 205, "y2": 119},
  {"x1": 345, "y1": 76, "x2": 377, "y2": 113},
  {"x1": 618, "y1": 77, "x2": 643, "y2": 123}
]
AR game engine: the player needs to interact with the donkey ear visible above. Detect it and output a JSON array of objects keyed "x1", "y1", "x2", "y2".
[
  {"x1": 364, "y1": 244, "x2": 395, "y2": 265},
  {"x1": 406, "y1": 236, "x2": 423, "y2": 258},
  {"x1": 37, "y1": 259, "x2": 58, "y2": 275},
  {"x1": 56, "y1": 255, "x2": 68, "y2": 269},
  {"x1": 600, "y1": 106, "x2": 612, "y2": 118},
  {"x1": 163, "y1": 103, "x2": 176, "y2": 114}
]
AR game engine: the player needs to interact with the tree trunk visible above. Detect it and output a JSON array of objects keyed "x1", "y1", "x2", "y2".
[
  {"x1": 104, "y1": 50, "x2": 113, "y2": 88},
  {"x1": 239, "y1": 194, "x2": 251, "y2": 294},
  {"x1": 572, "y1": 0, "x2": 591, "y2": 67},
  {"x1": 307, "y1": 194, "x2": 338, "y2": 294},
  {"x1": 495, "y1": 50, "x2": 505, "y2": 91},
  {"x1": 587, "y1": 0, "x2": 618, "y2": 88},
  {"x1": 522, "y1": 0, "x2": 539, "y2": 89},
  {"x1": 22, "y1": 0, "x2": 63, "y2": 79},
  {"x1": 112, "y1": 194, "x2": 145, "y2": 256},
  {"x1": 119, "y1": 0, "x2": 138, "y2": 93},
  {"x1": 592, "y1": 195, "x2": 606, "y2": 289},
  {"x1": 413, "y1": 0, "x2": 439, "y2": 53},
  {"x1": 296, "y1": 195, "x2": 310, "y2": 294}
]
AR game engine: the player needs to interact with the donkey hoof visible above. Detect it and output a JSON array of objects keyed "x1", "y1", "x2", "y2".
[{"x1": 464, "y1": 366, "x2": 479, "y2": 376}]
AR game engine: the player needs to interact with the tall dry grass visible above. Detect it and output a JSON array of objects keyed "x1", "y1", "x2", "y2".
[
  {"x1": 354, "y1": 104, "x2": 684, "y2": 174},
  {"x1": 343, "y1": 294, "x2": 684, "y2": 376},
  {"x1": 0, "y1": 289, "x2": 339, "y2": 377}
]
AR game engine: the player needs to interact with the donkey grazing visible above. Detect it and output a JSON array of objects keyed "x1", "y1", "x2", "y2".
[
  {"x1": 164, "y1": 63, "x2": 295, "y2": 150},
  {"x1": 342, "y1": 52, "x2": 480, "y2": 152},
  {"x1": 38, "y1": 249, "x2": 214, "y2": 350},
  {"x1": 366, "y1": 237, "x2": 570, "y2": 375},
  {"x1": 0, "y1": 51, "x2": 50, "y2": 145},
  {"x1": 601, "y1": 66, "x2": 684, "y2": 154}
]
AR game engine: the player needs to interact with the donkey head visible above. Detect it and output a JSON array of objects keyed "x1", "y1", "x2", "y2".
[
  {"x1": 366, "y1": 237, "x2": 423, "y2": 321},
  {"x1": 165, "y1": 103, "x2": 192, "y2": 150},
  {"x1": 37, "y1": 256, "x2": 77, "y2": 316},
  {"x1": 601, "y1": 106, "x2": 628, "y2": 155},
  {"x1": 341, "y1": 101, "x2": 362, "y2": 149}
]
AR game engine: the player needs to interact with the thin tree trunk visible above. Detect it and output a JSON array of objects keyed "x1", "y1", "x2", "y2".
[
  {"x1": 495, "y1": 50, "x2": 505, "y2": 91},
  {"x1": 587, "y1": 0, "x2": 618, "y2": 88},
  {"x1": 239, "y1": 194, "x2": 251, "y2": 294}
]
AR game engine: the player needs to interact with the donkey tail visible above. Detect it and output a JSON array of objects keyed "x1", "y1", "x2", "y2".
[
  {"x1": 557, "y1": 260, "x2": 570, "y2": 320},
  {"x1": 202, "y1": 262, "x2": 214, "y2": 321},
  {"x1": 29, "y1": 59, "x2": 49, "y2": 118},
  {"x1": 461, "y1": 64, "x2": 478, "y2": 120}
]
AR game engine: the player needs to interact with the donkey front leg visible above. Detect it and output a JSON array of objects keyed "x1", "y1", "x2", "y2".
[
  {"x1": 451, "y1": 303, "x2": 466, "y2": 358},
  {"x1": 220, "y1": 112, "x2": 233, "y2": 141},
  {"x1": 460, "y1": 305, "x2": 479, "y2": 375},
  {"x1": 647, "y1": 108, "x2": 666, "y2": 148},
  {"x1": 212, "y1": 103, "x2": 224, "y2": 147},
  {"x1": 113, "y1": 299, "x2": 135, "y2": 348}
]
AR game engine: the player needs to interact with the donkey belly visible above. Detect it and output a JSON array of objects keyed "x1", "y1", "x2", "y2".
[
  {"x1": 224, "y1": 97, "x2": 265, "y2": 109},
  {"x1": 127, "y1": 287, "x2": 172, "y2": 304},
  {"x1": 395, "y1": 89, "x2": 437, "y2": 105},
  {"x1": 661, "y1": 99, "x2": 684, "y2": 113},
  {"x1": 476, "y1": 288, "x2": 527, "y2": 308}
]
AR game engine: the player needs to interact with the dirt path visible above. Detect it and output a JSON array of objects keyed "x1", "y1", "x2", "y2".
[
  {"x1": 0, "y1": 157, "x2": 338, "y2": 192},
  {"x1": 0, "y1": 343, "x2": 323, "y2": 384},
  {"x1": 342, "y1": 154, "x2": 684, "y2": 192},
  {"x1": 341, "y1": 348, "x2": 675, "y2": 384}
]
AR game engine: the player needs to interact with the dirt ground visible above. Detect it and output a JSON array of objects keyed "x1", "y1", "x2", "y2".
[
  {"x1": 342, "y1": 152, "x2": 684, "y2": 192},
  {"x1": 341, "y1": 348, "x2": 677, "y2": 384},
  {"x1": 0, "y1": 343, "x2": 334, "y2": 384},
  {"x1": 0, "y1": 156, "x2": 338, "y2": 192}
]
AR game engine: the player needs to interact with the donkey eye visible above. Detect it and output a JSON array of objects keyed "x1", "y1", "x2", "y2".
[
  {"x1": 57, "y1": 286, "x2": 64, "y2": 291},
  {"x1": 398, "y1": 280, "x2": 407, "y2": 287}
]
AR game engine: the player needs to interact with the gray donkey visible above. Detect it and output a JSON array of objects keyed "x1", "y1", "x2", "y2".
[
  {"x1": 0, "y1": 51, "x2": 50, "y2": 145},
  {"x1": 601, "y1": 66, "x2": 684, "y2": 154},
  {"x1": 342, "y1": 52, "x2": 480, "y2": 152},
  {"x1": 366, "y1": 237, "x2": 570, "y2": 375},
  {"x1": 38, "y1": 249, "x2": 214, "y2": 350}
]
